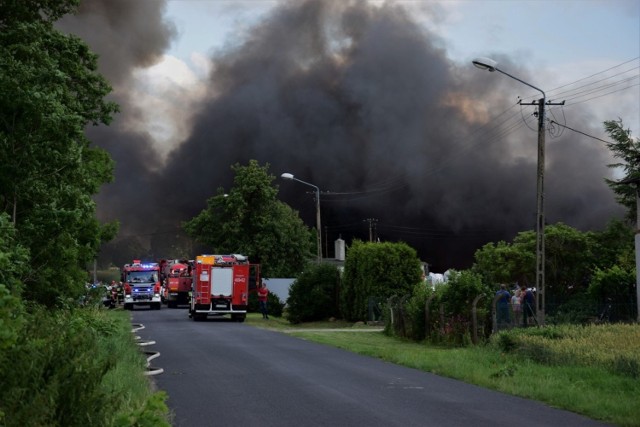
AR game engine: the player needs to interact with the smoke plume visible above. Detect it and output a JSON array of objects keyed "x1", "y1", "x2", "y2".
[{"x1": 60, "y1": 0, "x2": 625, "y2": 271}]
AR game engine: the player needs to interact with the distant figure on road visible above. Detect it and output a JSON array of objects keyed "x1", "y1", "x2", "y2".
[
  {"x1": 495, "y1": 284, "x2": 511, "y2": 329},
  {"x1": 258, "y1": 281, "x2": 269, "y2": 319}
]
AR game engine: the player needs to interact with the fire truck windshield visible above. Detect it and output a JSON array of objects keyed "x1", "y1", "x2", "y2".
[{"x1": 127, "y1": 271, "x2": 157, "y2": 283}]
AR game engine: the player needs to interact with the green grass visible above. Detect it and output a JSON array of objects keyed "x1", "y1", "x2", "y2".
[
  {"x1": 244, "y1": 312, "x2": 379, "y2": 330},
  {"x1": 77, "y1": 307, "x2": 171, "y2": 426},
  {"x1": 249, "y1": 315, "x2": 640, "y2": 427}
]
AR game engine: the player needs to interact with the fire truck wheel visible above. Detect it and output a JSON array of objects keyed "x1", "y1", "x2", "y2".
[
  {"x1": 124, "y1": 303, "x2": 133, "y2": 311},
  {"x1": 232, "y1": 314, "x2": 246, "y2": 323}
]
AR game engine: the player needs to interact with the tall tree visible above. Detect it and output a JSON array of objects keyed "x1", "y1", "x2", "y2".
[
  {"x1": 184, "y1": 160, "x2": 313, "y2": 277},
  {"x1": 603, "y1": 119, "x2": 640, "y2": 222},
  {"x1": 0, "y1": 0, "x2": 118, "y2": 305}
]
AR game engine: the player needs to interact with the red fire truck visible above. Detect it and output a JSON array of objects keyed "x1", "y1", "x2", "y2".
[
  {"x1": 159, "y1": 259, "x2": 193, "y2": 308},
  {"x1": 122, "y1": 260, "x2": 162, "y2": 310},
  {"x1": 189, "y1": 254, "x2": 259, "y2": 322}
]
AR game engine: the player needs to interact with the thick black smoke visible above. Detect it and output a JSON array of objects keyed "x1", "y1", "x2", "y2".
[
  {"x1": 56, "y1": 0, "x2": 176, "y2": 236},
  {"x1": 61, "y1": 0, "x2": 624, "y2": 271}
]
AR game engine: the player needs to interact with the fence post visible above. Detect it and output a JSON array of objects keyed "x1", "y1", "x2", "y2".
[
  {"x1": 425, "y1": 294, "x2": 436, "y2": 339},
  {"x1": 398, "y1": 294, "x2": 409, "y2": 338},
  {"x1": 387, "y1": 295, "x2": 397, "y2": 329},
  {"x1": 472, "y1": 294, "x2": 485, "y2": 345},
  {"x1": 491, "y1": 294, "x2": 502, "y2": 333}
]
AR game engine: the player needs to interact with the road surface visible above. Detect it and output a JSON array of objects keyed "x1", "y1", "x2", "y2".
[{"x1": 131, "y1": 308, "x2": 609, "y2": 427}]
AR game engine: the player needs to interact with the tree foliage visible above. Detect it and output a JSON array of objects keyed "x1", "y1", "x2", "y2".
[
  {"x1": 472, "y1": 240, "x2": 531, "y2": 286},
  {"x1": 340, "y1": 240, "x2": 423, "y2": 322},
  {"x1": 439, "y1": 270, "x2": 490, "y2": 319},
  {"x1": 603, "y1": 119, "x2": 640, "y2": 222},
  {"x1": 471, "y1": 221, "x2": 634, "y2": 311},
  {"x1": 588, "y1": 265, "x2": 636, "y2": 322},
  {"x1": 183, "y1": 160, "x2": 314, "y2": 277},
  {"x1": 286, "y1": 263, "x2": 340, "y2": 324},
  {"x1": 0, "y1": 213, "x2": 30, "y2": 295},
  {"x1": 0, "y1": 0, "x2": 118, "y2": 305}
]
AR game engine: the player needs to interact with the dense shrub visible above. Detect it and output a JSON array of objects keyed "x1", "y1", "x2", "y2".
[
  {"x1": 0, "y1": 305, "x2": 169, "y2": 426},
  {"x1": 388, "y1": 281, "x2": 433, "y2": 340},
  {"x1": 286, "y1": 263, "x2": 340, "y2": 324},
  {"x1": 0, "y1": 305, "x2": 116, "y2": 426},
  {"x1": 408, "y1": 271, "x2": 492, "y2": 346},
  {"x1": 0, "y1": 213, "x2": 30, "y2": 296},
  {"x1": 548, "y1": 291, "x2": 598, "y2": 325},
  {"x1": 341, "y1": 241, "x2": 423, "y2": 322},
  {"x1": 588, "y1": 265, "x2": 636, "y2": 321},
  {"x1": 0, "y1": 285, "x2": 24, "y2": 351}
]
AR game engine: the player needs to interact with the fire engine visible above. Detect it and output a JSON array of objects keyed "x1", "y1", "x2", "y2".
[
  {"x1": 189, "y1": 254, "x2": 259, "y2": 322},
  {"x1": 159, "y1": 259, "x2": 193, "y2": 308},
  {"x1": 122, "y1": 260, "x2": 162, "y2": 310}
]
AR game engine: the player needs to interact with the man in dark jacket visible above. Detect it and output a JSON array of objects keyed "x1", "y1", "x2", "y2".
[
  {"x1": 495, "y1": 284, "x2": 511, "y2": 329},
  {"x1": 520, "y1": 284, "x2": 536, "y2": 327}
]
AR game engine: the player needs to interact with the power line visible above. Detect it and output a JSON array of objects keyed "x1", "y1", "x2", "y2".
[{"x1": 549, "y1": 120, "x2": 612, "y2": 144}]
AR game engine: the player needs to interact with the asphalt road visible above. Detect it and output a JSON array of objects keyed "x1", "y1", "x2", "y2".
[{"x1": 131, "y1": 307, "x2": 610, "y2": 427}]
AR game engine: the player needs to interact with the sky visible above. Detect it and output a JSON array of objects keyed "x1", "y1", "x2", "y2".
[{"x1": 57, "y1": 0, "x2": 640, "y2": 272}]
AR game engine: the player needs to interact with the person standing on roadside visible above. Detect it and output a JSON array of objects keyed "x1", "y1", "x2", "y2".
[
  {"x1": 521, "y1": 284, "x2": 536, "y2": 327},
  {"x1": 495, "y1": 284, "x2": 511, "y2": 329},
  {"x1": 511, "y1": 288, "x2": 522, "y2": 326},
  {"x1": 257, "y1": 281, "x2": 269, "y2": 319}
]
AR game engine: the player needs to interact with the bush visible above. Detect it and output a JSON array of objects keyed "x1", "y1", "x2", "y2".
[
  {"x1": 401, "y1": 282, "x2": 433, "y2": 341},
  {"x1": 340, "y1": 241, "x2": 423, "y2": 322},
  {"x1": 588, "y1": 265, "x2": 636, "y2": 321},
  {"x1": 0, "y1": 305, "x2": 116, "y2": 426},
  {"x1": 434, "y1": 270, "x2": 491, "y2": 346},
  {"x1": 0, "y1": 284, "x2": 24, "y2": 351},
  {"x1": 0, "y1": 305, "x2": 169, "y2": 426},
  {"x1": 286, "y1": 264, "x2": 340, "y2": 324},
  {"x1": 548, "y1": 291, "x2": 598, "y2": 325}
]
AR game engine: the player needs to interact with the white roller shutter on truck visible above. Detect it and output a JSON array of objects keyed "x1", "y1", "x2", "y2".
[{"x1": 211, "y1": 267, "x2": 233, "y2": 296}]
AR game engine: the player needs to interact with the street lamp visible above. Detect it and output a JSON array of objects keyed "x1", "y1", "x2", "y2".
[
  {"x1": 473, "y1": 57, "x2": 547, "y2": 325},
  {"x1": 281, "y1": 172, "x2": 322, "y2": 263}
]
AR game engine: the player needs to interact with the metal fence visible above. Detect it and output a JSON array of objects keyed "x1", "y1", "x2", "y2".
[{"x1": 384, "y1": 293, "x2": 638, "y2": 345}]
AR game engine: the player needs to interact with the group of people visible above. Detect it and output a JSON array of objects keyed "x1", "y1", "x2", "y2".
[{"x1": 495, "y1": 283, "x2": 536, "y2": 328}]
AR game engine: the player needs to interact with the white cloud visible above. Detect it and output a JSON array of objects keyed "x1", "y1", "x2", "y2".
[{"x1": 128, "y1": 54, "x2": 211, "y2": 161}]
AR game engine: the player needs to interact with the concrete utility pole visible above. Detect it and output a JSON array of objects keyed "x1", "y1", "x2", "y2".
[
  {"x1": 636, "y1": 187, "x2": 640, "y2": 322},
  {"x1": 618, "y1": 177, "x2": 640, "y2": 322},
  {"x1": 472, "y1": 57, "x2": 564, "y2": 326},
  {"x1": 518, "y1": 97, "x2": 564, "y2": 326}
]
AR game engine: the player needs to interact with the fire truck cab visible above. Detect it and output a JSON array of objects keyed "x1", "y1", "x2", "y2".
[
  {"x1": 189, "y1": 254, "x2": 259, "y2": 322},
  {"x1": 122, "y1": 260, "x2": 162, "y2": 310},
  {"x1": 159, "y1": 259, "x2": 193, "y2": 308}
]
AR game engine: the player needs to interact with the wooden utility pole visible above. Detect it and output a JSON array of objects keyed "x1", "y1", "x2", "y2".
[{"x1": 364, "y1": 218, "x2": 378, "y2": 242}]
